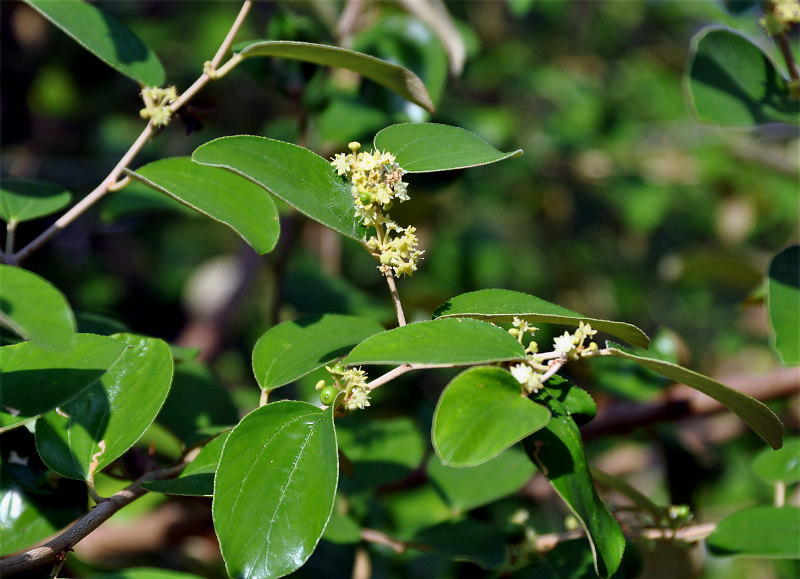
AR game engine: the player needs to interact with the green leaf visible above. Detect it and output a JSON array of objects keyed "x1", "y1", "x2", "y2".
[
  {"x1": 343, "y1": 318, "x2": 527, "y2": 367},
  {"x1": 235, "y1": 40, "x2": 434, "y2": 113},
  {"x1": 686, "y1": 27, "x2": 799, "y2": 126},
  {"x1": 213, "y1": 401, "x2": 338, "y2": 579},
  {"x1": 143, "y1": 431, "x2": 229, "y2": 496},
  {"x1": 544, "y1": 375, "x2": 597, "y2": 427},
  {"x1": 373, "y1": 123, "x2": 522, "y2": 173},
  {"x1": 0, "y1": 334, "x2": 126, "y2": 432},
  {"x1": 752, "y1": 437, "x2": 800, "y2": 484},
  {"x1": 156, "y1": 361, "x2": 238, "y2": 446},
  {"x1": 24, "y1": 0, "x2": 164, "y2": 86},
  {"x1": 767, "y1": 245, "x2": 800, "y2": 365},
  {"x1": 127, "y1": 157, "x2": 280, "y2": 255},
  {"x1": 86, "y1": 569, "x2": 206, "y2": 579},
  {"x1": 427, "y1": 446, "x2": 536, "y2": 513},
  {"x1": 0, "y1": 265, "x2": 76, "y2": 352},
  {"x1": 432, "y1": 367, "x2": 550, "y2": 466},
  {"x1": 523, "y1": 414, "x2": 626, "y2": 578},
  {"x1": 101, "y1": 179, "x2": 196, "y2": 222},
  {"x1": 0, "y1": 178, "x2": 71, "y2": 223},
  {"x1": 433, "y1": 289, "x2": 650, "y2": 349},
  {"x1": 707, "y1": 506, "x2": 800, "y2": 558},
  {"x1": 605, "y1": 344, "x2": 784, "y2": 450},
  {"x1": 193, "y1": 136, "x2": 362, "y2": 241},
  {"x1": 252, "y1": 314, "x2": 384, "y2": 392},
  {"x1": 411, "y1": 519, "x2": 507, "y2": 569},
  {"x1": 35, "y1": 334, "x2": 173, "y2": 480},
  {"x1": 336, "y1": 416, "x2": 425, "y2": 492}
]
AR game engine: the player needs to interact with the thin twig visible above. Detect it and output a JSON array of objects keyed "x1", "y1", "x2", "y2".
[
  {"x1": 360, "y1": 528, "x2": 407, "y2": 554},
  {"x1": 533, "y1": 522, "x2": 716, "y2": 554},
  {"x1": 0, "y1": 464, "x2": 185, "y2": 575},
  {"x1": 383, "y1": 271, "x2": 406, "y2": 326},
  {"x1": 775, "y1": 32, "x2": 800, "y2": 95},
  {"x1": 367, "y1": 364, "x2": 415, "y2": 391}
]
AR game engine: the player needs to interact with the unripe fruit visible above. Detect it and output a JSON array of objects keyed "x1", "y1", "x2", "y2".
[
  {"x1": 320, "y1": 386, "x2": 340, "y2": 406},
  {"x1": 359, "y1": 191, "x2": 372, "y2": 205}
]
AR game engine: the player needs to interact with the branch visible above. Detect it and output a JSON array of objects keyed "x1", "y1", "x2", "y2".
[
  {"x1": 0, "y1": 464, "x2": 185, "y2": 575},
  {"x1": 533, "y1": 522, "x2": 717, "y2": 553},
  {"x1": 383, "y1": 271, "x2": 407, "y2": 326}
]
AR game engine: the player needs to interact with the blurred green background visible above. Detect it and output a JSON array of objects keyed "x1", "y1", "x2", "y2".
[{"x1": 2, "y1": 1, "x2": 798, "y2": 577}]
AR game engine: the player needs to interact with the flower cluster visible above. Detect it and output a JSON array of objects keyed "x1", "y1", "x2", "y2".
[
  {"x1": 139, "y1": 86, "x2": 178, "y2": 127},
  {"x1": 320, "y1": 363, "x2": 371, "y2": 411},
  {"x1": 759, "y1": 0, "x2": 800, "y2": 35},
  {"x1": 331, "y1": 142, "x2": 423, "y2": 277},
  {"x1": 507, "y1": 318, "x2": 600, "y2": 395}
]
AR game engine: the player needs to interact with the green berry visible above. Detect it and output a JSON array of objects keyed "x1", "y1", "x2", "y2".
[
  {"x1": 320, "y1": 386, "x2": 340, "y2": 406},
  {"x1": 359, "y1": 191, "x2": 372, "y2": 205},
  {"x1": 331, "y1": 362, "x2": 345, "y2": 374}
]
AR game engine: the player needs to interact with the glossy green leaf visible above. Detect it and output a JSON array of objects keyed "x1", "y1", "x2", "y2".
[
  {"x1": 213, "y1": 401, "x2": 338, "y2": 579},
  {"x1": 144, "y1": 432, "x2": 229, "y2": 496},
  {"x1": 427, "y1": 446, "x2": 535, "y2": 513},
  {"x1": 767, "y1": 245, "x2": 800, "y2": 365},
  {"x1": 35, "y1": 334, "x2": 173, "y2": 480},
  {"x1": 434, "y1": 289, "x2": 650, "y2": 349},
  {"x1": 192, "y1": 136, "x2": 362, "y2": 240},
  {"x1": 0, "y1": 428, "x2": 86, "y2": 556},
  {"x1": 343, "y1": 318, "x2": 527, "y2": 367},
  {"x1": 411, "y1": 519, "x2": 506, "y2": 569},
  {"x1": 24, "y1": 0, "x2": 164, "y2": 86},
  {"x1": 128, "y1": 157, "x2": 280, "y2": 255},
  {"x1": 0, "y1": 178, "x2": 71, "y2": 223},
  {"x1": 753, "y1": 437, "x2": 800, "y2": 484},
  {"x1": 235, "y1": 40, "x2": 434, "y2": 113},
  {"x1": 605, "y1": 344, "x2": 784, "y2": 450},
  {"x1": 373, "y1": 123, "x2": 522, "y2": 173},
  {"x1": 523, "y1": 414, "x2": 626, "y2": 578},
  {"x1": 0, "y1": 265, "x2": 76, "y2": 352},
  {"x1": 156, "y1": 361, "x2": 238, "y2": 446},
  {"x1": 0, "y1": 334, "x2": 126, "y2": 432},
  {"x1": 686, "y1": 27, "x2": 799, "y2": 126},
  {"x1": 544, "y1": 375, "x2": 597, "y2": 427},
  {"x1": 252, "y1": 314, "x2": 384, "y2": 391},
  {"x1": 337, "y1": 416, "x2": 424, "y2": 492},
  {"x1": 707, "y1": 506, "x2": 800, "y2": 558},
  {"x1": 432, "y1": 367, "x2": 550, "y2": 466}
]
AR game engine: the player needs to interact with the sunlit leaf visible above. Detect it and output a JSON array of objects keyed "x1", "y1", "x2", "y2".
[
  {"x1": 235, "y1": 40, "x2": 434, "y2": 113},
  {"x1": 686, "y1": 26, "x2": 799, "y2": 126},
  {"x1": 343, "y1": 318, "x2": 527, "y2": 367},
  {"x1": 434, "y1": 289, "x2": 650, "y2": 349},
  {"x1": 193, "y1": 136, "x2": 363, "y2": 240},
  {"x1": 0, "y1": 265, "x2": 75, "y2": 352},
  {"x1": 213, "y1": 402, "x2": 338, "y2": 579},
  {"x1": 128, "y1": 157, "x2": 280, "y2": 255},
  {"x1": 605, "y1": 344, "x2": 784, "y2": 450},
  {"x1": 0, "y1": 334, "x2": 126, "y2": 433},
  {"x1": 374, "y1": 123, "x2": 522, "y2": 173},
  {"x1": 767, "y1": 245, "x2": 800, "y2": 365},
  {"x1": 24, "y1": 0, "x2": 164, "y2": 86},
  {"x1": 252, "y1": 315, "x2": 384, "y2": 392},
  {"x1": 707, "y1": 506, "x2": 800, "y2": 558},
  {"x1": 433, "y1": 367, "x2": 550, "y2": 466},
  {"x1": 35, "y1": 334, "x2": 173, "y2": 480},
  {"x1": 0, "y1": 178, "x2": 71, "y2": 223}
]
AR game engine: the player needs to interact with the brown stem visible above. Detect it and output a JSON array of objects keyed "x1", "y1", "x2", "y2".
[
  {"x1": 0, "y1": 464, "x2": 185, "y2": 575},
  {"x1": 384, "y1": 271, "x2": 406, "y2": 326},
  {"x1": 775, "y1": 32, "x2": 800, "y2": 95}
]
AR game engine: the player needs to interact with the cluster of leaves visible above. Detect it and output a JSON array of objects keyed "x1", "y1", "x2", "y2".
[{"x1": 1, "y1": 1, "x2": 798, "y2": 579}]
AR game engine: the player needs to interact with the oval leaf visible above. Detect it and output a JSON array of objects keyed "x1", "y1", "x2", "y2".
[
  {"x1": 252, "y1": 314, "x2": 384, "y2": 391},
  {"x1": 127, "y1": 157, "x2": 280, "y2": 255},
  {"x1": 0, "y1": 178, "x2": 71, "y2": 223},
  {"x1": 686, "y1": 26, "x2": 799, "y2": 126},
  {"x1": 707, "y1": 506, "x2": 800, "y2": 558},
  {"x1": 373, "y1": 123, "x2": 522, "y2": 173},
  {"x1": 434, "y1": 289, "x2": 650, "y2": 349},
  {"x1": 432, "y1": 367, "x2": 550, "y2": 466},
  {"x1": 144, "y1": 431, "x2": 230, "y2": 496},
  {"x1": 605, "y1": 344, "x2": 784, "y2": 450},
  {"x1": 343, "y1": 318, "x2": 527, "y2": 367},
  {"x1": 0, "y1": 334, "x2": 126, "y2": 432},
  {"x1": 24, "y1": 0, "x2": 165, "y2": 86},
  {"x1": 523, "y1": 415, "x2": 626, "y2": 578},
  {"x1": 86, "y1": 570, "x2": 206, "y2": 579},
  {"x1": 427, "y1": 446, "x2": 536, "y2": 513},
  {"x1": 213, "y1": 402, "x2": 338, "y2": 579},
  {"x1": 35, "y1": 334, "x2": 173, "y2": 480},
  {"x1": 767, "y1": 245, "x2": 800, "y2": 365},
  {"x1": 544, "y1": 375, "x2": 597, "y2": 427},
  {"x1": 193, "y1": 136, "x2": 362, "y2": 241},
  {"x1": 235, "y1": 40, "x2": 434, "y2": 113},
  {"x1": 0, "y1": 265, "x2": 76, "y2": 352},
  {"x1": 752, "y1": 437, "x2": 800, "y2": 485}
]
